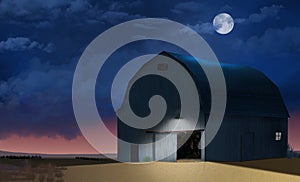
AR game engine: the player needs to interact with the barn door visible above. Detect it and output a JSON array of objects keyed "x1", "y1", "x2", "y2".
[
  {"x1": 155, "y1": 133, "x2": 177, "y2": 162},
  {"x1": 241, "y1": 132, "x2": 255, "y2": 161},
  {"x1": 130, "y1": 144, "x2": 139, "y2": 162}
]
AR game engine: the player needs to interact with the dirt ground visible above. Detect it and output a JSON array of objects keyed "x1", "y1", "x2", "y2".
[
  {"x1": 1, "y1": 158, "x2": 300, "y2": 181},
  {"x1": 224, "y1": 158, "x2": 300, "y2": 176},
  {"x1": 63, "y1": 159, "x2": 300, "y2": 182}
]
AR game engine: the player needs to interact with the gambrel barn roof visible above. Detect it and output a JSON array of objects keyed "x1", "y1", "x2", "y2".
[{"x1": 160, "y1": 51, "x2": 289, "y2": 118}]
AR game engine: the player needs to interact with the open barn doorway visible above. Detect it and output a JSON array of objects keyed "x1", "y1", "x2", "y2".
[{"x1": 177, "y1": 130, "x2": 202, "y2": 160}]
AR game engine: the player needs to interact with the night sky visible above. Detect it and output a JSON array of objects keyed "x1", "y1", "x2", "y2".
[{"x1": 0, "y1": 0, "x2": 299, "y2": 154}]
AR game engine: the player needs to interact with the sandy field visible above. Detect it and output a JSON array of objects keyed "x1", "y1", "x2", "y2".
[{"x1": 63, "y1": 160, "x2": 300, "y2": 182}]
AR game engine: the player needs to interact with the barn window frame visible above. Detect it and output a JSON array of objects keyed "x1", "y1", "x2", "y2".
[{"x1": 275, "y1": 131, "x2": 282, "y2": 141}]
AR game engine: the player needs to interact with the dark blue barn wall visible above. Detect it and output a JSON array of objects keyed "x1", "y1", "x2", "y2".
[{"x1": 205, "y1": 116, "x2": 288, "y2": 162}]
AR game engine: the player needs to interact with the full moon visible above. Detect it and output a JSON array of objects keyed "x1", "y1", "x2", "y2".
[{"x1": 213, "y1": 13, "x2": 234, "y2": 35}]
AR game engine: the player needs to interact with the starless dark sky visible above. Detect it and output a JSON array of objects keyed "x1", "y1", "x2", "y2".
[{"x1": 0, "y1": 0, "x2": 299, "y2": 154}]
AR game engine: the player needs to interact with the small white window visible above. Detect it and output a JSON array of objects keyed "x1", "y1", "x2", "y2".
[{"x1": 275, "y1": 132, "x2": 282, "y2": 141}]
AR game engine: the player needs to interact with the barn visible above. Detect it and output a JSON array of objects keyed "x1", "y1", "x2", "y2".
[{"x1": 117, "y1": 51, "x2": 289, "y2": 162}]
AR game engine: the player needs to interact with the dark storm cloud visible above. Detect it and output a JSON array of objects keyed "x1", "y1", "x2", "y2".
[
  {"x1": 0, "y1": 0, "x2": 147, "y2": 140},
  {"x1": 171, "y1": 1, "x2": 208, "y2": 15},
  {"x1": 0, "y1": 0, "x2": 73, "y2": 20},
  {"x1": 229, "y1": 27, "x2": 300, "y2": 111},
  {"x1": 219, "y1": 5, "x2": 233, "y2": 12},
  {"x1": 169, "y1": 2, "x2": 299, "y2": 113},
  {"x1": 0, "y1": 37, "x2": 55, "y2": 53},
  {"x1": 169, "y1": 1, "x2": 217, "y2": 35},
  {"x1": 99, "y1": 11, "x2": 144, "y2": 25},
  {"x1": 0, "y1": 0, "x2": 144, "y2": 26},
  {"x1": 0, "y1": 0, "x2": 97, "y2": 27},
  {"x1": 0, "y1": 0, "x2": 90, "y2": 17},
  {"x1": 235, "y1": 4, "x2": 283, "y2": 24},
  {"x1": 0, "y1": 0, "x2": 177, "y2": 140},
  {"x1": 0, "y1": 58, "x2": 79, "y2": 139},
  {"x1": 66, "y1": 0, "x2": 91, "y2": 13},
  {"x1": 233, "y1": 27, "x2": 300, "y2": 56},
  {"x1": 0, "y1": 0, "x2": 299, "y2": 139},
  {"x1": 106, "y1": 0, "x2": 144, "y2": 11},
  {"x1": 188, "y1": 22, "x2": 214, "y2": 35},
  {"x1": 169, "y1": 1, "x2": 213, "y2": 24}
]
